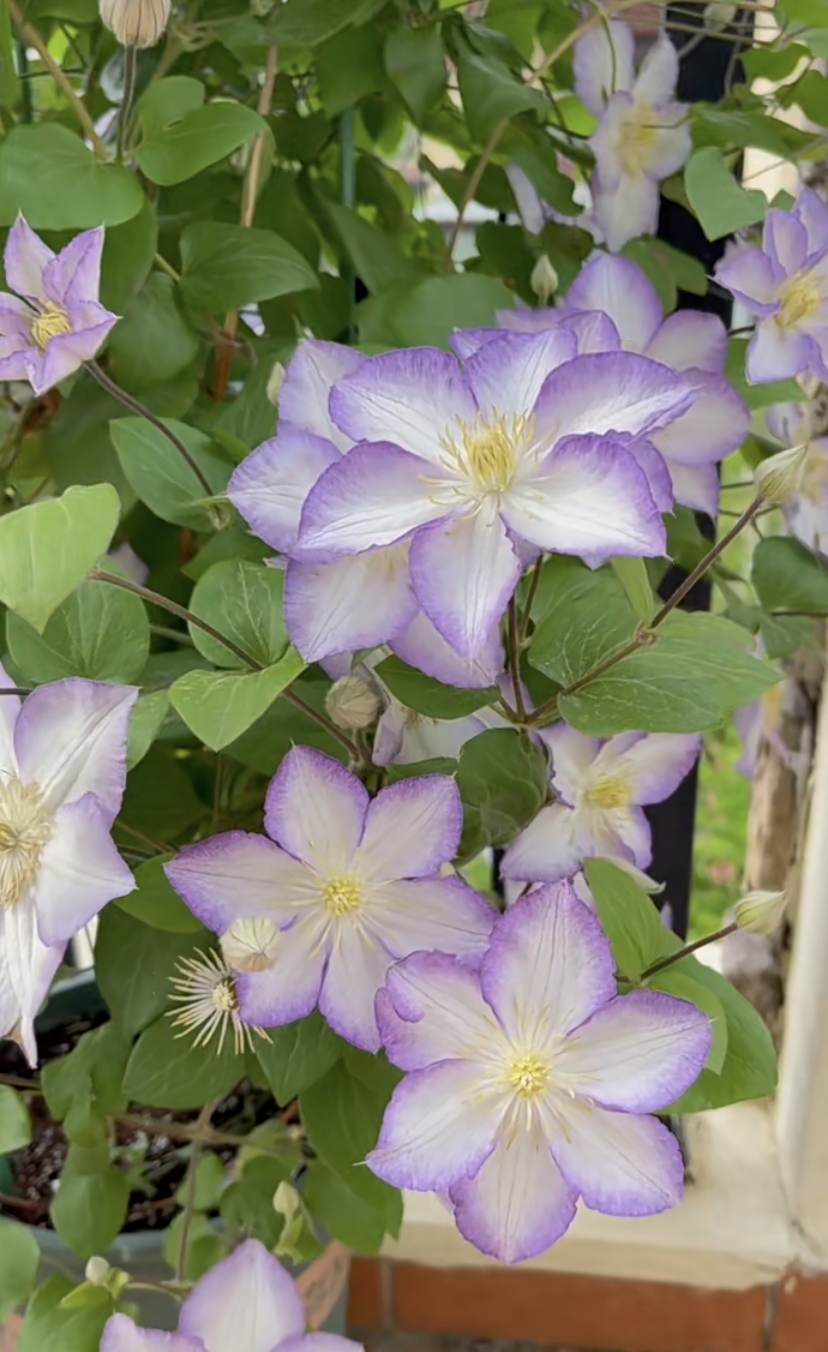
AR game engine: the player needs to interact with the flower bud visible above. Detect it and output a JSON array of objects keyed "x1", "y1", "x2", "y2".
[
  {"x1": 221, "y1": 917, "x2": 281, "y2": 973},
  {"x1": 273, "y1": 1180, "x2": 301, "y2": 1218},
  {"x1": 100, "y1": 0, "x2": 171, "y2": 47},
  {"x1": 703, "y1": 1, "x2": 736, "y2": 30},
  {"x1": 266, "y1": 361, "x2": 286, "y2": 407},
  {"x1": 325, "y1": 675, "x2": 381, "y2": 730},
  {"x1": 85, "y1": 1257, "x2": 111, "y2": 1286},
  {"x1": 754, "y1": 444, "x2": 808, "y2": 504},
  {"x1": 530, "y1": 255, "x2": 559, "y2": 305},
  {"x1": 734, "y1": 889, "x2": 787, "y2": 936}
]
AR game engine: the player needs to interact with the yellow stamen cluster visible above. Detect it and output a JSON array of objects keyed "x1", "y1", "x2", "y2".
[
  {"x1": 0, "y1": 778, "x2": 52, "y2": 909},
  {"x1": 618, "y1": 105, "x2": 659, "y2": 175},
  {"x1": 322, "y1": 875, "x2": 363, "y2": 916},
  {"x1": 586, "y1": 777, "x2": 634, "y2": 809},
  {"x1": 508, "y1": 1054, "x2": 551, "y2": 1101},
  {"x1": 777, "y1": 272, "x2": 825, "y2": 330},
  {"x1": 444, "y1": 412, "x2": 531, "y2": 496},
  {"x1": 31, "y1": 302, "x2": 72, "y2": 351}
]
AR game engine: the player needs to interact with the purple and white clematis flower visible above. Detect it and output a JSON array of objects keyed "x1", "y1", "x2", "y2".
[
  {"x1": 369, "y1": 883, "x2": 711, "y2": 1263},
  {"x1": 766, "y1": 394, "x2": 828, "y2": 553},
  {"x1": 0, "y1": 669, "x2": 136, "y2": 1065},
  {"x1": 165, "y1": 746, "x2": 493, "y2": 1052},
  {"x1": 228, "y1": 340, "x2": 419, "y2": 664},
  {"x1": 715, "y1": 191, "x2": 828, "y2": 383},
  {"x1": 574, "y1": 22, "x2": 691, "y2": 252},
  {"x1": 0, "y1": 218, "x2": 119, "y2": 395},
  {"x1": 101, "y1": 1238, "x2": 364, "y2": 1352},
  {"x1": 297, "y1": 331, "x2": 697, "y2": 660},
  {"x1": 501, "y1": 723, "x2": 700, "y2": 886}
]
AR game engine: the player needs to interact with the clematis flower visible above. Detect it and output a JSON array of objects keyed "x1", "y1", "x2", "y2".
[
  {"x1": 0, "y1": 218, "x2": 119, "y2": 395},
  {"x1": 228, "y1": 340, "x2": 419, "y2": 663},
  {"x1": 715, "y1": 191, "x2": 828, "y2": 383},
  {"x1": 372, "y1": 674, "x2": 507, "y2": 768},
  {"x1": 165, "y1": 746, "x2": 494, "y2": 1052},
  {"x1": 369, "y1": 883, "x2": 711, "y2": 1263},
  {"x1": 101, "y1": 1238, "x2": 364, "y2": 1352},
  {"x1": 0, "y1": 668, "x2": 136, "y2": 1065},
  {"x1": 501, "y1": 723, "x2": 700, "y2": 886},
  {"x1": 574, "y1": 22, "x2": 691, "y2": 252},
  {"x1": 766, "y1": 394, "x2": 828, "y2": 553},
  {"x1": 298, "y1": 330, "x2": 697, "y2": 660}
]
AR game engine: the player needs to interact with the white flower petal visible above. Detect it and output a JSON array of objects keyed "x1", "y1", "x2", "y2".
[
  {"x1": 278, "y1": 339, "x2": 363, "y2": 450},
  {"x1": 633, "y1": 35, "x2": 679, "y2": 104},
  {"x1": 566, "y1": 253, "x2": 662, "y2": 353},
  {"x1": 179, "y1": 1238, "x2": 306, "y2": 1352},
  {"x1": 264, "y1": 746, "x2": 369, "y2": 874},
  {"x1": 550, "y1": 1101, "x2": 685, "y2": 1217},
  {"x1": 464, "y1": 329, "x2": 578, "y2": 422},
  {"x1": 366, "y1": 877, "x2": 494, "y2": 964},
  {"x1": 236, "y1": 916, "x2": 328, "y2": 1027},
  {"x1": 357, "y1": 776, "x2": 463, "y2": 881},
  {"x1": 284, "y1": 546, "x2": 417, "y2": 663},
  {"x1": 573, "y1": 20, "x2": 635, "y2": 116},
  {"x1": 0, "y1": 900, "x2": 64, "y2": 1068},
  {"x1": 377, "y1": 951, "x2": 504, "y2": 1071},
  {"x1": 101, "y1": 1313, "x2": 205, "y2": 1352},
  {"x1": 34, "y1": 793, "x2": 135, "y2": 946},
  {"x1": 319, "y1": 922, "x2": 393, "y2": 1051},
  {"x1": 165, "y1": 832, "x2": 318, "y2": 935},
  {"x1": 499, "y1": 803, "x2": 583, "y2": 885}
]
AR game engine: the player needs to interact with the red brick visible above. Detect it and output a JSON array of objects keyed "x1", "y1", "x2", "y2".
[
  {"x1": 772, "y1": 1270, "x2": 828, "y2": 1351},
  {"x1": 348, "y1": 1258, "x2": 388, "y2": 1330}
]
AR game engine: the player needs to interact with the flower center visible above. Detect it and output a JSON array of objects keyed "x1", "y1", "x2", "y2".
[
  {"x1": 618, "y1": 103, "x2": 659, "y2": 175},
  {"x1": 323, "y1": 875, "x2": 363, "y2": 916},
  {"x1": 778, "y1": 271, "x2": 824, "y2": 330},
  {"x1": 213, "y1": 976, "x2": 239, "y2": 1013},
  {"x1": 443, "y1": 412, "x2": 532, "y2": 497},
  {"x1": 0, "y1": 778, "x2": 52, "y2": 909},
  {"x1": 586, "y1": 777, "x2": 633, "y2": 809},
  {"x1": 31, "y1": 302, "x2": 72, "y2": 351},
  {"x1": 220, "y1": 916, "x2": 281, "y2": 973},
  {"x1": 508, "y1": 1054, "x2": 551, "y2": 1101}
]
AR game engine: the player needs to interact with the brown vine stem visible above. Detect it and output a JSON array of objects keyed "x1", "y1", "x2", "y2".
[
  {"x1": 214, "y1": 45, "x2": 279, "y2": 401},
  {"x1": 639, "y1": 922, "x2": 738, "y2": 980},
  {"x1": 507, "y1": 595, "x2": 527, "y2": 723},
  {"x1": 7, "y1": 0, "x2": 107, "y2": 160},
  {"x1": 176, "y1": 1099, "x2": 218, "y2": 1283}
]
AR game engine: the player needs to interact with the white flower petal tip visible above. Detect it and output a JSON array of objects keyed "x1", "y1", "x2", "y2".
[{"x1": 369, "y1": 886, "x2": 710, "y2": 1262}]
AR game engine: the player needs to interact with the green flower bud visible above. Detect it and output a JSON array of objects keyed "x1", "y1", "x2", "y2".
[
  {"x1": 266, "y1": 361, "x2": 287, "y2": 407},
  {"x1": 325, "y1": 675, "x2": 381, "y2": 730},
  {"x1": 734, "y1": 890, "x2": 787, "y2": 936},
  {"x1": 754, "y1": 445, "x2": 808, "y2": 504},
  {"x1": 530, "y1": 255, "x2": 559, "y2": 305}
]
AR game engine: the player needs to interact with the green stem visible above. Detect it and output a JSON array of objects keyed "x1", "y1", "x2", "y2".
[
  {"x1": 507, "y1": 596, "x2": 527, "y2": 723},
  {"x1": 176, "y1": 1100, "x2": 217, "y2": 1284},
  {"x1": 7, "y1": 0, "x2": 107, "y2": 158},
  {"x1": 639, "y1": 923, "x2": 738, "y2": 981},
  {"x1": 117, "y1": 44, "x2": 137, "y2": 161},
  {"x1": 519, "y1": 562, "x2": 542, "y2": 645},
  {"x1": 649, "y1": 498, "x2": 764, "y2": 628}
]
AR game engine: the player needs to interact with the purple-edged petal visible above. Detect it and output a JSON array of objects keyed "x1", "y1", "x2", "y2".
[
  {"x1": 236, "y1": 915, "x2": 328, "y2": 1027},
  {"x1": 330, "y1": 348, "x2": 477, "y2": 463},
  {"x1": 0, "y1": 900, "x2": 64, "y2": 1068},
  {"x1": 503, "y1": 435, "x2": 666, "y2": 561},
  {"x1": 0, "y1": 659, "x2": 20, "y2": 774},
  {"x1": 101, "y1": 1314, "x2": 205, "y2": 1352},
  {"x1": 366, "y1": 876, "x2": 495, "y2": 964},
  {"x1": 624, "y1": 439, "x2": 673, "y2": 513},
  {"x1": 559, "y1": 989, "x2": 712, "y2": 1111},
  {"x1": 377, "y1": 951, "x2": 500, "y2": 1071},
  {"x1": 319, "y1": 924, "x2": 393, "y2": 1051},
  {"x1": 284, "y1": 546, "x2": 417, "y2": 663},
  {"x1": 164, "y1": 832, "x2": 315, "y2": 934},
  {"x1": 480, "y1": 883, "x2": 617, "y2": 1042},
  {"x1": 0, "y1": 292, "x2": 35, "y2": 340},
  {"x1": 668, "y1": 460, "x2": 720, "y2": 515},
  {"x1": 566, "y1": 254, "x2": 662, "y2": 353},
  {"x1": 279, "y1": 340, "x2": 363, "y2": 449},
  {"x1": 653, "y1": 371, "x2": 749, "y2": 465},
  {"x1": 391, "y1": 607, "x2": 505, "y2": 690},
  {"x1": 765, "y1": 209, "x2": 809, "y2": 276},
  {"x1": 499, "y1": 804, "x2": 583, "y2": 885},
  {"x1": 634, "y1": 34, "x2": 679, "y2": 103},
  {"x1": 497, "y1": 306, "x2": 560, "y2": 335},
  {"x1": 367, "y1": 1060, "x2": 499, "y2": 1192},
  {"x1": 550, "y1": 1103, "x2": 684, "y2": 1218},
  {"x1": 573, "y1": 19, "x2": 635, "y2": 115},
  {"x1": 646, "y1": 311, "x2": 728, "y2": 374},
  {"x1": 357, "y1": 775, "x2": 463, "y2": 880},
  {"x1": 567, "y1": 309, "x2": 623, "y2": 354},
  {"x1": 4, "y1": 218, "x2": 53, "y2": 301},
  {"x1": 534, "y1": 351, "x2": 697, "y2": 444},
  {"x1": 464, "y1": 329, "x2": 578, "y2": 421},
  {"x1": 593, "y1": 170, "x2": 660, "y2": 255},
  {"x1": 264, "y1": 746, "x2": 368, "y2": 872},
  {"x1": 278, "y1": 1336, "x2": 364, "y2": 1352},
  {"x1": 42, "y1": 228, "x2": 105, "y2": 307},
  {"x1": 715, "y1": 249, "x2": 782, "y2": 315},
  {"x1": 0, "y1": 339, "x2": 37, "y2": 384},
  {"x1": 15, "y1": 680, "x2": 136, "y2": 818},
  {"x1": 298, "y1": 441, "x2": 447, "y2": 555},
  {"x1": 179, "y1": 1238, "x2": 306, "y2": 1352},
  {"x1": 409, "y1": 504, "x2": 520, "y2": 659},
  {"x1": 34, "y1": 793, "x2": 135, "y2": 946},
  {"x1": 747, "y1": 320, "x2": 817, "y2": 383},
  {"x1": 35, "y1": 312, "x2": 118, "y2": 393},
  {"x1": 228, "y1": 431, "x2": 340, "y2": 553},
  {"x1": 595, "y1": 731, "x2": 701, "y2": 804},
  {"x1": 450, "y1": 1127, "x2": 578, "y2": 1264},
  {"x1": 795, "y1": 187, "x2": 828, "y2": 257},
  {"x1": 450, "y1": 326, "x2": 500, "y2": 359}
]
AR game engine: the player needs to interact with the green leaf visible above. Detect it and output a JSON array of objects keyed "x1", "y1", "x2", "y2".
[
  {"x1": 180, "y1": 223, "x2": 317, "y2": 313},
  {"x1": 649, "y1": 968, "x2": 728, "y2": 1076},
  {"x1": 304, "y1": 1161, "x2": 387, "y2": 1253},
  {"x1": 501, "y1": 125, "x2": 578, "y2": 218},
  {"x1": 96, "y1": 904, "x2": 208, "y2": 1035},
  {"x1": 374, "y1": 655, "x2": 498, "y2": 719},
  {"x1": 753, "y1": 535, "x2": 828, "y2": 613},
  {"x1": 328, "y1": 203, "x2": 421, "y2": 295},
  {"x1": 137, "y1": 101, "x2": 268, "y2": 187},
  {"x1": 218, "y1": 1157, "x2": 289, "y2": 1250},
  {"x1": 99, "y1": 197, "x2": 159, "y2": 315},
  {"x1": 170, "y1": 651, "x2": 306, "y2": 751},
  {"x1": 390, "y1": 272, "x2": 516, "y2": 348},
  {"x1": 620, "y1": 236, "x2": 707, "y2": 312},
  {"x1": 456, "y1": 727, "x2": 548, "y2": 857},
  {"x1": 0, "y1": 1086, "x2": 32, "y2": 1154},
  {"x1": 118, "y1": 745, "x2": 208, "y2": 841},
  {"x1": 0, "y1": 124, "x2": 144, "y2": 230},
  {"x1": 693, "y1": 103, "x2": 818, "y2": 157},
  {"x1": 529, "y1": 555, "x2": 638, "y2": 686},
  {"x1": 0, "y1": 484, "x2": 120, "y2": 632},
  {"x1": 164, "y1": 1212, "x2": 228, "y2": 1281},
  {"x1": 123, "y1": 1014, "x2": 246, "y2": 1109},
  {"x1": 610, "y1": 557, "x2": 654, "y2": 623},
  {"x1": 127, "y1": 691, "x2": 171, "y2": 769},
  {"x1": 760, "y1": 612, "x2": 820, "y2": 660},
  {"x1": 107, "y1": 273, "x2": 200, "y2": 394},
  {"x1": 582, "y1": 859, "x2": 667, "y2": 981},
  {"x1": 6, "y1": 577, "x2": 149, "y2": 684},
  {"x1": 227, "y1": 672, "x2": 347, "y2": 772},
  {"x1": 385, "y1": 25, "x2": 447, "y2": 123},
  {"x1": 457, "y1": 49, "x2": 546, "y2": 143},
  {"x1": 742, "y1": 43, "x2": 808, "y2": 81},
  {"x1": 50, "y1": 1149, "x2": 130, "y2": 1259},
  {"x1": 0, "y1": 1223, "x2": 42, "y2": 1324},
  {"x1": 115, "y1": 855, "x2": 202, "y2": 933},
  {"x1": 18, "y1": 1275, "x2": 112, "y2": 1352},
  {"x1": 109, "y1": 417, "x2": 230, "y2": 530},
  {"x1": 188, "y1": 560, "x2": 290, "y2": 669},
  {"x1": 300, "y1": 1060, "x2": 402, "y2": 1233},
  {"x1": 255, "y1": 1012, "x2": 343, "y2": 1102},
  {"x1": 264, "y1": 0, "x2": 386, "y2": 45},
  {"x1": 174, "y1": 1153, "x2": 227, "y2": 1211},
  {"x1": 138, "y1": 75, "x2": 206, "y2": 137},
  {"x1": 317, "y1": 24, "x2": 388, "y2": 116},
  {"x1": 558, "y1": 612, "x2": 780, "y2": 736},
  {"x1": 685, "y1": 148, "x2": 767, "y2": 241},
  {"x1": 0, "y1": 0, "x2": 20, "y2": 108}
]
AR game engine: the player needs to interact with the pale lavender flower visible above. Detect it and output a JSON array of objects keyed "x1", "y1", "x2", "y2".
[
  {"x1": 297, "y1": 330, "x2": 697, "y2": 660},
  {"x1": 0, "y1": 665, "x2": 136, "y2": 1065},
  {"x1": 767, "y1": 396, "x2": 828, "y2": 553},
  {"x1": 372, "y1": 664, "x2": 508, "y2": 768},
  {"x1": 715, "y1": 190, "x2": 828, "y2": 383},
  {"x1": 165, "y1": 746, "x2": 493, "y2": 1052},
  {"x1": 501, "y1": 724, "x2": 700, "y2": 886},
  {"x1": 574, "y1": 22, "x2": 691, "y2": 252},
  {"x1": 102, "y1": 1238, "x2": 364, "y2": 1352},
  {"x1": 369, "y1": 883, "x2": 711, "y2": 1263},
  {"x1": 0, "y1": 218, "x2": 118, "y2": 395}
]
